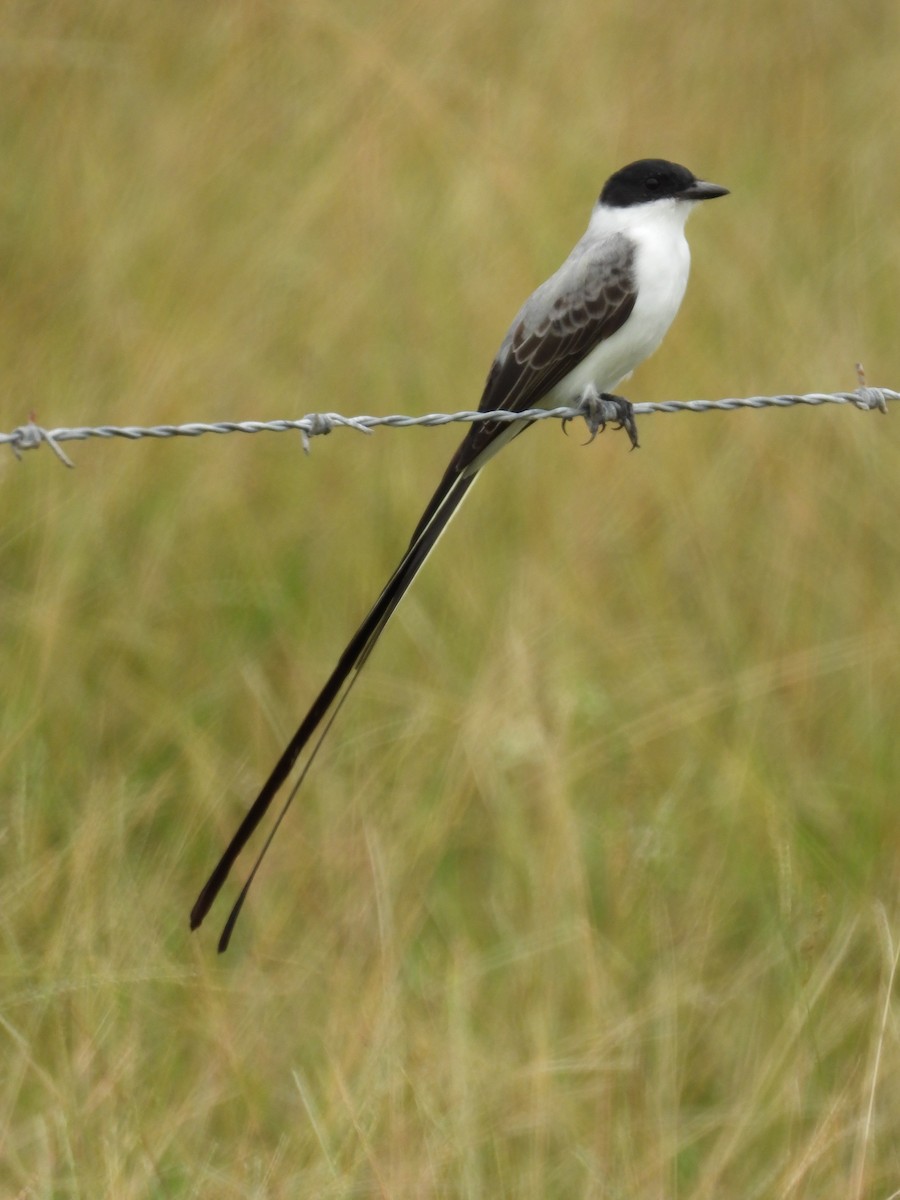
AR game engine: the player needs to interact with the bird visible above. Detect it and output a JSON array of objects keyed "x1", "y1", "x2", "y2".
[{"x1": 191, "y1": 157, "x2": 729, "y2": 950}]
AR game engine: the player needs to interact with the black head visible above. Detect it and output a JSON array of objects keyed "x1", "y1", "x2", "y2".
[{"x1": 600, "y1": 159, "x2": 729, "y2": 208}]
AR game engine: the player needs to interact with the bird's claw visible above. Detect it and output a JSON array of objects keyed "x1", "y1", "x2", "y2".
[{"x1": 562, "y1": 390, "x2": 639, "y2": 450}]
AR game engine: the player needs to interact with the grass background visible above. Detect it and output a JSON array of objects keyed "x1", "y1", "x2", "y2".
[{"x1": 2, "y1": 0, "x2": 900, "y2": 1195}]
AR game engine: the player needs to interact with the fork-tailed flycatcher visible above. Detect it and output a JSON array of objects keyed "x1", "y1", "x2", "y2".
[{"x1": 191, "y1": 158, "x2": 729, "y2": 950}]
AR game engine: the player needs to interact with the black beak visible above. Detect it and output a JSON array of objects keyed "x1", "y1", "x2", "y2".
[{"x1": 679, "y1": 179, "x2": 730, "y2": 201}]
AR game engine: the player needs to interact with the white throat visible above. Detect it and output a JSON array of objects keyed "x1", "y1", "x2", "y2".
[{"x1": 588, "y1": 195, "x2": 697, "y2": 240}]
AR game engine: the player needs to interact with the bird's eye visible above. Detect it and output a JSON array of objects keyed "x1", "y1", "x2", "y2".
[{"x1": 645, "y1": 176, "x2": 660, "y2": 192}]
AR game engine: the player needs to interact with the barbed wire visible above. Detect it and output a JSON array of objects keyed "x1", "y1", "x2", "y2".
[{"x1": 1, "y1": 386, "x2": 893, "y2": 469}]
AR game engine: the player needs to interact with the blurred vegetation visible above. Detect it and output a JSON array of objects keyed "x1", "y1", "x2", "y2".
[{"x1": 2, "y1": 0, "x2": 900, "y2": 1196}]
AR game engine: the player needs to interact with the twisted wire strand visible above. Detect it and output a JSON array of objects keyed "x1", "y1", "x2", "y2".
[{"x1": 2, "y1": 387, "x2": 893, "y2": 468}]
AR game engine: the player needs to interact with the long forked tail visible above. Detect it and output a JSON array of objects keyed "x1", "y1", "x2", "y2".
[{"x1": 190, "y1": 466, "x2": 480, "y2": 950}]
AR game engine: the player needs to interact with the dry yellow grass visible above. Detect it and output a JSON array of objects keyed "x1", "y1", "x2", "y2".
[{"x1": 2, "y1": 1, "x2": 900, "y2": 1196}]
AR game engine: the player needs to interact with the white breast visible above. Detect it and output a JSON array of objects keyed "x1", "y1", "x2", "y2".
[{"x1": 547, "y1": 197, "x2": 694, "y2": 403}]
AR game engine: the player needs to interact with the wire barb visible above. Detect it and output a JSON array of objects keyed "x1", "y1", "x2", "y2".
[
  {"x1": 2, "y1": 387, "x2": 894, "y2": 467},
  {"x1": 6, "y1": 417, "x2": 75, "y2": 468},
  {"x1": 300, "y1": 412, "x2": 336, "y2": 454}
]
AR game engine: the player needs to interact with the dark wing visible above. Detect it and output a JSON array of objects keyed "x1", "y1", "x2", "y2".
[
  {"x1": 407, "y1": 232, "x2": 637, "y2": 544},
  {"x1": 482, "y1": 232, "x2": 637, "y2": 415}
]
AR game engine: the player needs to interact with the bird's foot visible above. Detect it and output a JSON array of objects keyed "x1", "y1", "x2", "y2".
[{"x1": 563, "y1": 387, "x2": 639, "y2": 449}]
